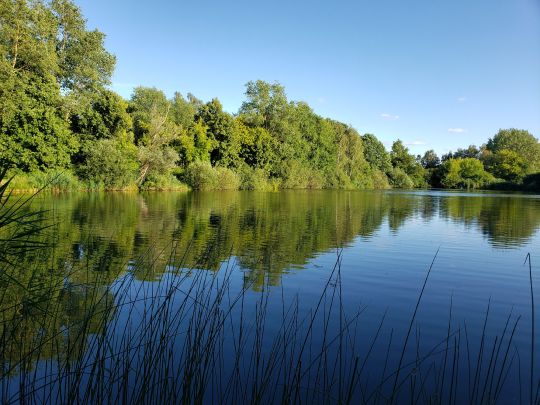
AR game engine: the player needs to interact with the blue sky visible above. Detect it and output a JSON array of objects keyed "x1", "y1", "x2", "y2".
[{"x1": 77, "y1": 0, "x2": 540, "y2": 156}]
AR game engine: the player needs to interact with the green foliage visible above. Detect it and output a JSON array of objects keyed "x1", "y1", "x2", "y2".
[
  {"x1": 0, "y1": 0, "x2": 114, "y2": 172},
  {"x1": 138, "y1": 173, "x2": 189, "y2": 191},
  {"x1": 486, "y1": 128, "x2": 540, "y2": 173},
  {"x1": 195, "y1": 99, "x2": 239, "y2": 167},
  {"x1": 388, "y1": 167, "x2": 414, "y2": 189},
  {"x1": 0, "y1": 75, "x2": 78, "y2": 171},
  {"x1": 442, "y1": 145, "x2": 480, "y2": 161},
  {"x1": 370, "y1": 169, "x2": 391, "y2": 189},
  {"x1": 174, "y1": 120, "x2": 212, "y2": 167},
  {"x1": 78, "y1": 139, "x2": 139, "y2": 190},
  {"x1": 237, "y1": 123, "x2": 277, "y2": 172},
  {"x1": 8, "y1": 168, "x2": 81, "y2": 191},
  {"x1": 69, "y1": 89, "x2": 132, "y2": 143},
  {"x1": 280, "y1": 160, "x2": 325, "y2": 189},
  {"x1": 362, "y1": 133, "x2": 392, "y2": 173},
  {"x1": 183, "y1": 162, "x2": 239, "y2": 191},
  {"x1": 0, "y1": 0, "x2": 535, "y2": 197},
  {"x1": 484, "y1": 149, "x2": 527, "y2": 182},
  {"x1": 50, "y1": 0, "x2": 115, "y2": 92},
  {"x1": 389, "y1": 140, "x2": 426, "y2": 188},
  {"x1": 171, "y1": 92, "x2": 196, "y2": 129},
  {"x1": 239, "y1": 80, "x2": 289, "y2": 135},
  {"x1": 128, "y1": 88, "x2": 180, "y2": 185},
  {"x1": 439, "y1": 158, "x2": 493, "y2": 189},
  {"x1": 334, "y1": 124, "x2": 369, "y2": 187},
  {"x1": 238, "y1": 166, "x2": 274, "y2": 191},
  {"x1": 391, "y1": 140, "x2": 417, "y2": 173},
  {"x1": 214, "y1": 167, "x2": 240, "y2": 190},
  {"x1": 420, "y1": 150, "x2": 440, "y2": 169},
  {"x1": 129, "y1": 87, "x2": 172, "y2": 144},
  {"x1": 183, "y1": 161, "x2": 218, "y2": 191}
]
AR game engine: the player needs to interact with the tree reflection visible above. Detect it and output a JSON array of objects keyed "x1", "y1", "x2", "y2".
[{"x1": 1, "y1": 190, "x2": 539, "y2": 372}]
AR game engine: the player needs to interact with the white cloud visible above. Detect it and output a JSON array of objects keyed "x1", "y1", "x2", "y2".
[
  {"x1": 380, "y1": 113, "x2": 399, "y2": 121},
  {"x1": 448, "y1": 128, "x2": 467, "y2": 133},
  {"x1": 405, "y1": 140, "x2": 427, "y2": 146},
  {"x1": 457, "y1": 96, "x2": 467, "y2": 102}
]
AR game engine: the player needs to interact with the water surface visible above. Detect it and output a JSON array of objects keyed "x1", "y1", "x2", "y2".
[{"x1": 2, "y1": 190, "x2": 539, "y2": 403}]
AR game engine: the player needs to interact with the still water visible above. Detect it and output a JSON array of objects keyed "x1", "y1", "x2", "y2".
[{"x1": 1, "y1": 190, "x2": 539, "y2": 403}]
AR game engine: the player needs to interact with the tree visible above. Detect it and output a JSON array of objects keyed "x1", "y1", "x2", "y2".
[
  {"x1": 70, "y1": 89, "x2": 132, "y2": 143},
  {"x1": 439, "y1": 158, "x2": 493, "y2": 189},
  {"x1": 420, "y1": 150, "x2": 440, "y2": 169},
  {"x1": 136, "y1": 105, "x2": 179, "y2": 185},
  {"x1": 171, "y1": 92, "x2": 196, "y2": 129},
  {"x1": 391, "y1": 140, "x2": 415, "y2": 171},
  {"x1": 174, "y1": 120, "x2": 212, "y2": 167},
  {"x1": 51, "y1": 0, "x2": 115, "y2": 92},
  {"x1": 195, "y1": 98, "x2": 240, "y2": 167},
  {"x1": 0, "y1": 0, "x2": 114, "y2": 171},
  {"x1": 0, "y1": 0, "x2": 72, "y2": 170},
  {"x1": 361, "y1": 133, "x2": 392, "y2": 173},
  {"x1": 486, "y1": 129, "x2": 540, "y2": 172},
  {"x1": 128, "y1": 87, "x2": 179, "y2": 184},
  {"x1": 79, "y1": 139, "x2": 138, "y2": 189},
  {"x1": 239, "y1": 80, "x2": 289, "y2": 136},
  {"x1": 390, "y1": 140, "x2": 426, "y2": 187},
  {"x1": 129, "y1": 87, "x2": 171, "y2": 143},
  {"x1": 388, "y1": 167, "x2": 414, "y2": 188},
  {"x1": 236, "y1": 120, "x2": 277, "y2": 172},
  {"x1": 484, "y1": 149, "x2": 527, "y2": 182}
]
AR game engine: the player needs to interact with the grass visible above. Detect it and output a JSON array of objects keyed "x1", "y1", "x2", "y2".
[{"x1": 0, "y1": 176, "x2": 538, "y2": 404}]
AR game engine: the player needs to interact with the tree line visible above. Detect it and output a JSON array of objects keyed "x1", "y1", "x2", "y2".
[{"x1": 1, "y1": 0, "x2": 539, "y2": 192}]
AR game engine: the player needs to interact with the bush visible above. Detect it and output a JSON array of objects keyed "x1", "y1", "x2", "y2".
[
  {"x1": 325, "y1": 168, "x2": 353, "y2": 189},
  {"x1": 388, "y1": 168, "x2": 414, "y2": 189},
  {"x1": 79, "y1": 140, "x2": 139, "y2": 190},
  {"x1": 371, "y1": 169, "x2": 390, "y2": 189},
  {"x1": 215, "y1": 167, "x2": 240, "y2": 190},
  {"x1": 280, "y1": 161, "x2": 326, "y2": 189},
  {"x1": 280, "y1": 160, "x2": 310, "y2": 189},
  {"x1": 139, "y1": 173, "x2": 189, "y2": 191},
  {"x1": 439, "y1": 158, "x2": 493, "y2": 189},
  {"x1": 183, "y1": 161, "x2": 218, "y2": 190},
  {"x1": 8, "y1": 169, "x2": 82, "y2": 192},
  {"x1": 238, "y1": 166, "x2": 270, "y2": 191},
  {"x1": 306, "y1": 169, "x2": 325, "y2": 189}
]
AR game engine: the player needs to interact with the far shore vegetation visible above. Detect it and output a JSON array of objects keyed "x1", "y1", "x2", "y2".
[{"x1": 2, "y1": 0, "x2": 540, "y2": 193}]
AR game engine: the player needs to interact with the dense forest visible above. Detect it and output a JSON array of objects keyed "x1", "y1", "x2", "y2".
[{"x1": 1, "y1": 0, "x2": 539, "y2": 192}]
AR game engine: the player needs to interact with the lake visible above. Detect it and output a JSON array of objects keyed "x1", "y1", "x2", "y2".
[{"x1": 1, "y1": 190, "x2": 539, "y2": 404}]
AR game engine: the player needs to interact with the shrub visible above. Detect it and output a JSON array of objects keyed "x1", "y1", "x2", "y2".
[
  {"x1": 439, "y1": 158, "x2": 493, "y2": 189},
  {"x1": 139, "y1": 173, "x2": 189, "y2": 191},
  {"x1": 280, "y1": 160, "x2": 310, "y2": 189},
  {"x1": 215, "y1": 167, "x2": 240, "y2": 190},
  {"x1": 79, "y1": 140, "x2": 139, "y2": 190},
  {"x1": 8, "y1": 169, "x2": 81, "y2": 192},
  {"x1": 371, "y1": 169, "x2": 390, "y2": 189},
  {"x1": 388, "y1": 167, "x2": 414, "y2": 189},
  {"x1": 238, "y1": 166, "x2": 270, "y2": 191},
  {"x1": 306, "y1": 169, "x2": 325, "y2": 189},
  {"x1": 280, "y1": 161, "x2": 326, "y2": 189},
  {"x1": 183, "y1": 161, "x2": 218, "y2": 190}
]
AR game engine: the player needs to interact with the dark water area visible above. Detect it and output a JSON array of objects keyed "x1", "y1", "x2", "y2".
[{"x1": 1, "y1": 190, "x2": 539, "y2": 403}]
